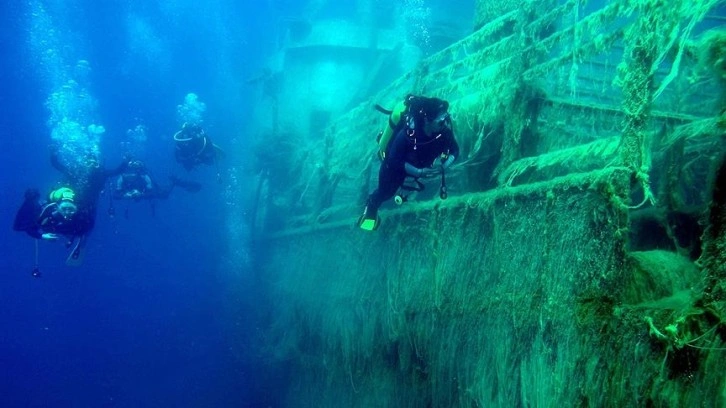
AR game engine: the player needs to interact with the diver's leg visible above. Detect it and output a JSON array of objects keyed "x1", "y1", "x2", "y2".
[
  {"x1": 368, "y1": 162, "x2": 406, "y2": 210},
  {"x1": 359, "y1": 163, "x2": 405, "y2": 230}
]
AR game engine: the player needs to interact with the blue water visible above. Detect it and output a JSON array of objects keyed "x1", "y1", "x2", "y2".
[{"x1": 0, "y1": 1, "x2": 278, "y2": 406}]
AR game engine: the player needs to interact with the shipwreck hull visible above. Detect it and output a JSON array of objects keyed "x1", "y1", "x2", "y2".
[{"x1": 247, "y1": 0, "x2": 726, "y2": 405}]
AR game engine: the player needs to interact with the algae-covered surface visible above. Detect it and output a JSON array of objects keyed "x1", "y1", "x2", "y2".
[{"x1": 248, "y1": 0, "x2": 726, "y2": 406}]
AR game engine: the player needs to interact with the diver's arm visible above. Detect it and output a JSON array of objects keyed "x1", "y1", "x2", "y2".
[
  {"x1": 23, "y1": 224, "x2": 43, "y2": 239},
  {"x1": 25, "y1": 229, "x2": 43, "y2": 239},
  {"x1": 442, "y1": 154, "x2": 455, "y2": 169},
  {"x1": 50, "y1": 149, "x2": 71, "y2": 177},
  {"x1": 386, "y1": 129, "x2": 426, "y2": 177},
  {"x1": 33, "y1": 204, "x2": 57, "y2": 239},
  {"x1": 143, "y1": 175, "x2": 153, "y2": 191}
]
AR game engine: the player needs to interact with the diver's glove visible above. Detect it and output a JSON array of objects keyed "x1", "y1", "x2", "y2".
[
  {"x1": 41, "y1": 233, "x2": 59, "y2": 241},
  {"x1": 442, "y1": 154, "x2": 455, "y2": 169}
]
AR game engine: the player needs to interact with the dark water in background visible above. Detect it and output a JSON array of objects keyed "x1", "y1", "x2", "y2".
[{"x1": 0, "y1": 1, "x2": 281, "y2": 406}]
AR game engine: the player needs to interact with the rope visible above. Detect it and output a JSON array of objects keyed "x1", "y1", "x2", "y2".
[{"x1": 31, "y1": 239, "x2": 41, "y2": 277}]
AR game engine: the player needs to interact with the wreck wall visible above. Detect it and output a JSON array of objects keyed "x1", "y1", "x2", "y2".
[
  {"x1": 259, "y1": 167, "x2": 724, "y2": 406},
  {"x1": 250, "y1": 0, "x2": 726, "y2": 406}
]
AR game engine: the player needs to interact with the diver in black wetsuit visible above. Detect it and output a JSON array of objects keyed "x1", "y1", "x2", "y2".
[
  {"x1": 12, "y1": 149, "x2": 129, "y2": 267},
  {"x1": 113, "y1": 159, "x2": 201, "y2": 201},
  {"x1": 173, "y1": 123, "x2": 223, "y2": 171},
  {"x1": 358, "y1": 96, "x2": 459, "y2": 230},
  {"x1": 14, "y1": 186, "x2": 86, "y2": 239},
  {"x1": 114, "y1": 159, "x2": 154, "y2": 200}
]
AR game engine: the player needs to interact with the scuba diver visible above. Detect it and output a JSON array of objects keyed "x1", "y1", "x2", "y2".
[
  {"x1": 114, "y1": 159, "x2": 154, "y2": 200},
  {"x1": 173, "y1": 123, "x2": 224, "y2": 173},
  {"x1": 13, "y1": 186, "x2": 94, "y2": 271},
  {"x1": 12, "y1": 148, "x2": 130, "y2": 267},
  {"x1": 13, "y1": 187, "x2": 78, "y2": 240},
  {"x1": 110, "y1": 159, "x2": 201, "y2": 217},
  {"x1": 357, "y1": 95, "x2": 459, "y2": 231},
  {"x1": 34, "y1": 187, "x2": 87, "y2": 239},
  {"x1": 113, "y1": 159, "x2": 202, "y2": 200}
]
